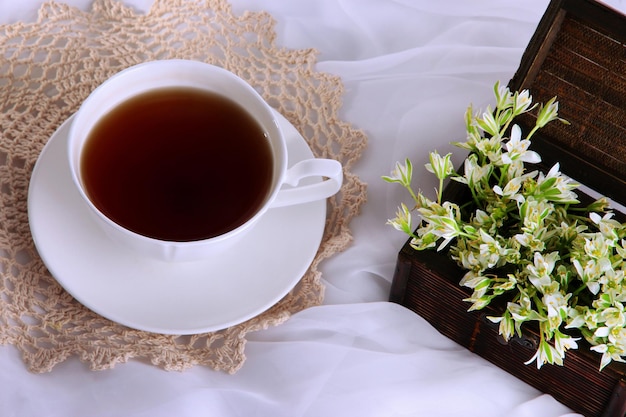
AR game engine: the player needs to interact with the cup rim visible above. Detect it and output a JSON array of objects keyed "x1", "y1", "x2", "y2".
[{"x1": 67, "y1": 59, "x2": 286, "y2": 250}]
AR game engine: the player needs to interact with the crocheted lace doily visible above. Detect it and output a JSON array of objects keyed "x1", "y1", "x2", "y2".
[{"x1": 0, "y1": 0, "x2": 367, "y2": 373}]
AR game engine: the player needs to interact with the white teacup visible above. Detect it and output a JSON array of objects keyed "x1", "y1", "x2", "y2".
[{"x1": 68, "y1": 59, "x2": 342, "y2": 262}]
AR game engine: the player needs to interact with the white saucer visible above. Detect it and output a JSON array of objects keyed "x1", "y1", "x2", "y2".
[{"x1": 28, "y1": 111, "x2": 326, "y2": 335}]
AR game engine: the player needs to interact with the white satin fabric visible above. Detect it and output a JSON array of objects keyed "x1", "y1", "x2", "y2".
[{"x1": 2, "y1": 0, "x2": 626, "y2": 416}]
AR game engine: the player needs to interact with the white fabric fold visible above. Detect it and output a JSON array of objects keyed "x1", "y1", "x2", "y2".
[{"x1": 3, "y1": 0, "x2": 626, "y2": 415}]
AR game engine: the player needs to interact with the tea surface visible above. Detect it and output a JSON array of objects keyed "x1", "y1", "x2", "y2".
[{"x1": 81, "y1": 87, "x2": 273, "y2": 241}]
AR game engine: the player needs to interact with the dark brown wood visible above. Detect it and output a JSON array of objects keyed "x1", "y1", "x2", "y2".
[
  {"x1": 390, "y1": 0, "x2": 626, "y2": 415},
  {"x1": 392, "y1": 238, "x2": 626, "y2": 417},
  {"x1": 604, "y1": 381, "x2": 626, "y2": 417},
  {"x1": 509, "y1": 0, "x2": 626, "y2": 205}
]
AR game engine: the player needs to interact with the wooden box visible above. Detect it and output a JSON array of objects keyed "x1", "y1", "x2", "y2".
[{"x1": 389, "y1": 1, "x2": 626, "y2": 416}]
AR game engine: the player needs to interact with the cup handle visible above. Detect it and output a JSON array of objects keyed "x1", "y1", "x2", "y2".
[{"x1": 270, "y1": 159, "x2": 343, "y2": 208}]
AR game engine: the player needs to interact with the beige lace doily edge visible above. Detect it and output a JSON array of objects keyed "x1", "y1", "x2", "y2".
[{"x1": 0, "y1": 0, "x2": 368, "y2": 373}]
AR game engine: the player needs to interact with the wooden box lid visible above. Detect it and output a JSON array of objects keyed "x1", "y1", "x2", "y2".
[{"x1": 508, "y1": 0, "x2": 626, "y2": 204}]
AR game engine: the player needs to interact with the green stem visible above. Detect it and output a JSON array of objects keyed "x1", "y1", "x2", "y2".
[
  {"x1": 572, "y1": 284, "x2": 588, "y2": 297},
  {"x1": 498, "y1": 165, "x2": 508, "y2": 187},
  {"x1": 437, "y1": 177, "x2": 444, "y2": 204},
  {"x1": 406, "y1": 185, "x2": 420, "y2": 207},
  {"x1": 499, "y1": 119, "x2": 513, "y2": 138},
  {"x1": 526, "y1": 124, "x2": 540, "y2": 140},
  {"x1": 468, "y1": 186, "x2": 481, "y2": 208},
  {"x1": 533, "y1": 293, "x2": 545, "y2": 313},
  {"x1": 568, "y1": 206, "x2": 592, "y2": 213}
]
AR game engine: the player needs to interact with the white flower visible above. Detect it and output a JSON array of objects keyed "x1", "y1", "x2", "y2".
[
  {"x1": 590, "y1": 343, "x2": 626, "y2": 370},
  {"x1": 554, "y1": 331, "x2": 579, "y2": 357},
  {"x1": 572, "y1": 258, "x2": 609, "y2": 295},
  {"x1": 527, "y1": 251, "x2": 559, "y2": 278},
  {"x1": 425, "y1": 151, "x2": 454, "y2": 181},
  {"x1": 488, "y1": 312, "x2": 515, "y2": 341},
  {"x1": 386, "y1": 203, "x2": 413, "y2": 235},
  {"x1": 478, "y1": 229, "x2": 505, "y2": 269},
  {"x1": 423, "y1": 202, "x2": 464, "y2": 251},
  {"x1": 595, "y1": 327, "x2": 611, "y2": 338},
  {"x1": 512, "y1": 89, "x2": 535, "y2": 115},
  {"x1": 507, "y1": 290, "x2": 539, "y2": 322},
  {"x1": 519, "y1": 197, "x2": 552, "y2": 233},
  {"x1": 455, "y1": 153, "x2": 491, "y2": 189},
  {"x1": 501, "y1": 125, "x2": 541, "y2": 164},
  {"x1": 584, "y1": 234, "x2": 613, "y2": 260},
  {"x1": 599, "y1": 269, "x2": 626, "y2": 293},
  {"x1": 525, "y1": 340, "x2": 563, "y2": 369},
  {"x1": 536, "y1": 96, "x2": 567, "y2": 128},
  {"x1": 492, "y1": 274, "x2": 517, "y2": 292},
  {"x1": 493, "y1": 170, "x2": 537, "y2": 203},
  {"x1": 514, "y1": 231, "x2": 545, "y2": 252},
  {"x1": 535, "y1": 163, "x2": 579, "y2": 204},
  {"x1": 601, "y1": 304, "x2": 626, "y2": 328},
  {"x1": 566, "y1": 307, "x2": 587, "y2": 329},
  {"x1": 474, "y1": 135, "x2": 504, "y2": 165},
  {"x1": 590, "y1": 212, "x2": 621, "y2": 240},
  {"x1": 455, "y1": 249, "x2": 481, "y2": 271},
  {"x1": 460, "y1": 271, "x2": 491, "y2": 298},
  {"x1": 476, "y1": 106, "x2": 499, "y2": 136},
  {"x1": 493, "y1": 81, "x2": 514, "y2": 110},
  {"x1": 382, "y1": 158, "x2": 413, "y2": 187},
  {"x1": 544, "y1": 291, "x2": 569, "y2": 319},
  {"x1": 409, "y1": 231, "x2": 438, "y2": 251},
  {"x1": 433, "y1": 218, "x2": 460, "y2": 240}
]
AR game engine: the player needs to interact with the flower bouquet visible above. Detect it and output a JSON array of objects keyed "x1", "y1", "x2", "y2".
[{"x1": 384, "y1": 82, "x2": 626, "y2": 371}]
